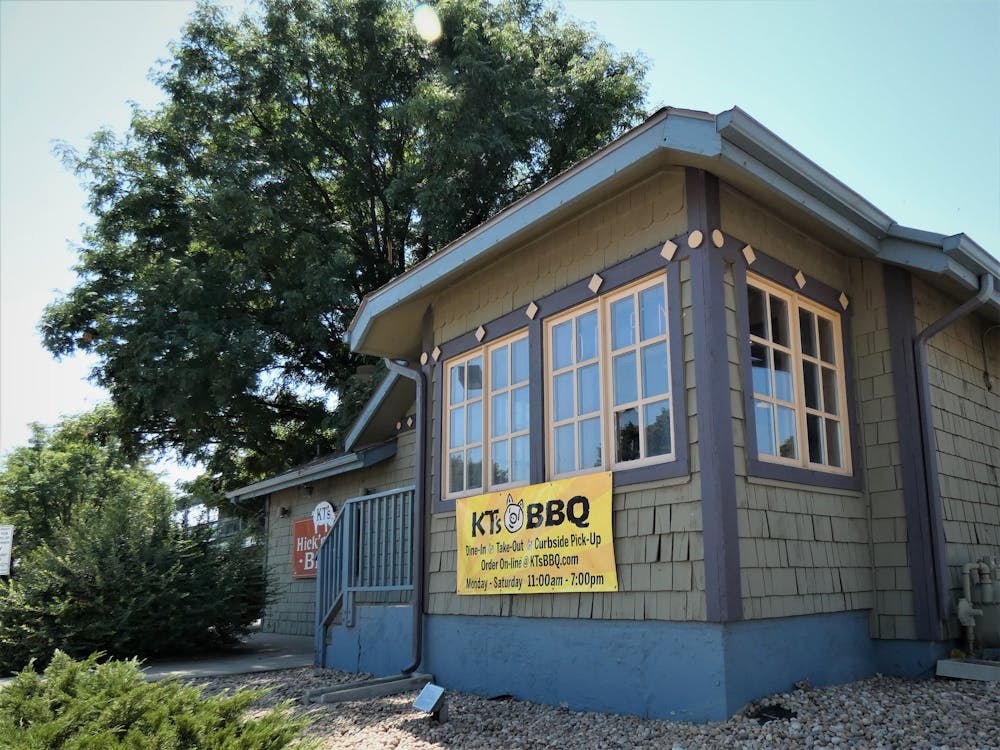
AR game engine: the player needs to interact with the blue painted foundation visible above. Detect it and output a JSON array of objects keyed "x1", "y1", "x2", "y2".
[
  {"x1": 322, "y1": 606, "x2": 951, "y2": 721},
  {"x1": 324, "y1": 604, "x2": 413, "y2": 676}
]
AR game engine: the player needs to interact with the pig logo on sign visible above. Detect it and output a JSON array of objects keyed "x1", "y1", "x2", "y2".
[
  {"x1": 503, "y1": 494, "x2": 524, "y2": 533},
  {"x1": 312, "y1": 501, "x2": 336, "y2": 535}
]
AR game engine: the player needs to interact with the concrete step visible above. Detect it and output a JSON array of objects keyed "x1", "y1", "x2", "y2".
[{"x1": 305, "y1": 672, "x2": 434, "y2": 704}]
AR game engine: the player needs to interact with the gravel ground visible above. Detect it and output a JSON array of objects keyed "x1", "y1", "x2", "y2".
[{"x1": 194, "y1": 667, "x2": 1000, "y2": 749}]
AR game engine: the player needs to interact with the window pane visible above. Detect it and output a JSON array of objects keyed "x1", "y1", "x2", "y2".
[
  {"x1": 511, "y1": 338, "x2": 529, "y2": 383},
  {"x1": 769, "y1": 296, "x2": 789, "y2": 346},
  {"x1": 449, "y1": 406, "x2": 465, "y2": 448},
  {"x1": 511, "y1": 385, "x2": 529, "y2": 432},
  {"x1": 450, "y1": 364, "x2": 465, "y2": 405},
  {"x1": 822, "y1": 367, "x2": 839, "y2": 416},
  {"x1": 467, "y1": 446, "x2": 483, "y2": 490},
  {"x1": 803, "y1": 361, "x2": 820, "y2": 410},
  {"x1": 555, "y1": 424, "x2": 575, "y2": 474},
  {"x1": 825, "y1": 420, "x2": 843, "y2": 467},
  {"x1": 467, "y1": 400, "x2": 482, "y2": 443},
  {"x1": 641, "y1": 342, "x2": 669, "y2": 398},
  {"x1": 644, "y1": 400, "x2": 672, "y2": 457},
  {"x1": 615, "y1": 408, "x2": 640, "y2": 462},
  {"x1": 449, "y1": 451, "x2": 465, "y2": 493},
  {"x1": 491, "y1": 346, "x2": 508, "y2": 391},
  {"x1": 773, "y1": 350, "x2": 794, "y2": 402},
  {"x1": 777, "y1": 406, "x2": 797, "y2": 459},
  {"x1": 467, "y1": 357, "x2": 483, "y2": 398},
  {"x1": 577, "y1": 311, "x2": 598, "y2": 362},
  {"x1": 748, "y1": 285, "x2": 768, "y2": 339},
  {"x1": 553, "y1": 321, "x2": 573, "y2": 370},
  {"x1": 491, "y1": 393, "x2": 509, "y2": 438},
  {"x1": 750, "y1": 343, "x2": 772, "y2": 397},
  {"x1": 578, "y1": 363, "x2": 601, "y2": 415},
  {"x1": 554, "y1": 372, "x2": 574, "y2": 421},
  {"x1": 579, "y1": 417, "x2": 602, "y2": 469},
  {"x1": 755, "y1": 401, "x2": 776, "y2": 455},
  {"x1": 613, "y1": 351, "x2": 638, "y2": 406},
  {"x1": 512, "y1": 435, "x2": 530, "y2": 482},
  {"x1": 807, "y1": 413, "x2": 824, "y2": 464},
  {"x1": 492, "y1": 439, "x2": 510, "y2": 485},
  {"x1": 799, "y1": 309, "x2": 817, "y2": 357},
  {"x1": 639, "y1": 284, "x2": 666, "y2": 341},
  {"x1": 818, "y1": 317, "x2": 836, "y2": 364},
  {"x1": 611, "y1": 297, "x2": 635, "y2": 351}
]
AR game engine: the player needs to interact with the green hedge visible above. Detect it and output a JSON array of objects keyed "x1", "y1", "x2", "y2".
[{"x1": 0, "y1": 652, "x2": 317, "y2": 749}]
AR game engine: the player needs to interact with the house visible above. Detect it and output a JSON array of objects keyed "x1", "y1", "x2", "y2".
[{"x1": 251, "y1": 107, "x2": 1000, "y2": 721}]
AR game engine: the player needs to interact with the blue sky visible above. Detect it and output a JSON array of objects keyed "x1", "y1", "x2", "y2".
[{"x1": 1, "y1": 0, "x2": 997, "y2": 481}]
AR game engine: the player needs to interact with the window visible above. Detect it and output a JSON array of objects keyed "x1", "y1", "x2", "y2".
[
  {"x1": 546, "y1": 273, "x2": 675, "y2": 479},
  {"x1": 444, "y1": 334, "x2": 529, "y2": 498},
  {"x1": 746, "y1": 275, "x2": 850, "y2": 473}
]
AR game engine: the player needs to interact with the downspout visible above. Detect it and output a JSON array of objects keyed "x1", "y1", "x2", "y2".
[
  {"x1": 912, "y1": 273, "x2": 995, "y2": 632},
  {"x1": 384, "y1": 358, "x2": 427, "y2": 675}
]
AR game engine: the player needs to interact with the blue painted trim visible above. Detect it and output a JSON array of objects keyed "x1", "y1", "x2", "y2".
[
  {"x1": 528, "y1": 318, "x2": 546, "y2": 485},
  {"x1": 883, "y1": 266, "x2": 941, "y2": 641},
  {"x1": 686, "y1": 168, "x2": 742, "y2": 623},
  {"x1": 324, "y1": 604, "x2": 414, "y2": 676},
  {"x1": 416, "y1": 609, "x2": 949, "y2": 721}
]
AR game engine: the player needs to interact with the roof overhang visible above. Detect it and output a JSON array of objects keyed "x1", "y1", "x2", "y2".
[
  {"x1": 348, "y1": 106, "x2": 1000, "y2": 359},
  {"x1": 343, "y1": 371, "x2": 415, "y2": 452},
  {"x1": 225, "y1": 441, "x2": 397, "y2": 503}
]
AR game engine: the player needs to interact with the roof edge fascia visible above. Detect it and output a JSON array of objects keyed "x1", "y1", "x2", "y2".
[
  {"x1": 225, "y1": 441, "x2": 397, "y2": 503},
  {"x1": 343, "y1": 371, "x2": 400, "y2": 452},
  {"x1": 715, "y1": 108, "x2": 894, "y2": 240}
]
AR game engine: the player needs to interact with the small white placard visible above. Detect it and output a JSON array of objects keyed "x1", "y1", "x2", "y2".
[
  {"x1": 312, "y1": 501, "x2": 336, "y2": 534},
  {"x1": 0, "y1": 525, "x2": 14, "y2": 576}
]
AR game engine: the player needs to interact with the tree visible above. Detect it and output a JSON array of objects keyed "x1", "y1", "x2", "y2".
[{"x1": 40, "y1": 0, "x2": 648, "y2": 483}]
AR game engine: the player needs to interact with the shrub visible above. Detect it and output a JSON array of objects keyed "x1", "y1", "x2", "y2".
[
  {"x1": 0, "y1": 652, "x2": 317, "y2": 749},
  {"x1": 0, "y1": 490, "x2": 267, "y2": 673}
]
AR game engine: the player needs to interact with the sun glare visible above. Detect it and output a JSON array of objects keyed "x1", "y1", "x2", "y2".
[{"x1": 413, "y1": 4, "x2": 442, "y2": 43}]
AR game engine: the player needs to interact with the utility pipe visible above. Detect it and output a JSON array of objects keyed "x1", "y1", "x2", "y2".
[
  {"x1": 957, "y1": 562, "x2": 988, "y2": 653},
  {"x1": 913, "y1": 273, "x2": 995, "y2": 632},
  {"x1": 385, "y1": 358, "x2": 427, "y2": 676}
]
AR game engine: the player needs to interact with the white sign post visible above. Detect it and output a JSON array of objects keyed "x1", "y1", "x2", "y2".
[{"x1": 0, "y1": 525, "x2": 14, "y2": 577}]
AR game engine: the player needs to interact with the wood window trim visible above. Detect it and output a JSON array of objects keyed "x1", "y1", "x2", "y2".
[
  {"x1": 544, "y1": 271, "x2": 679, "y2": 481},
  {"x1": 442, "y1": 330, "x2": 530, "y2": 502}
]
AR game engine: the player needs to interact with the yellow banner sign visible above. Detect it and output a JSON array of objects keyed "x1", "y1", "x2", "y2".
[{"x1": 456, "y1": 472, "x2": 618, "y2": 595}]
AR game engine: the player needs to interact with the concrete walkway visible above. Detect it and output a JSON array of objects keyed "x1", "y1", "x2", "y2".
[{"x1": 142, "y1": 631, "x2": 315, "y2": 681}]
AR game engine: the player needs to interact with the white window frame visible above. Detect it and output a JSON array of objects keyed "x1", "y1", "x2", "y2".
[
  {"x1": 746, "y1": 274, "x2": 852, "y2": 475},
  {"x1": 545, "y1": 272, "x2": 676, "y2": 480},
  {"x1": 442, "y1": 331, "x2": 530, "y2": 500}
]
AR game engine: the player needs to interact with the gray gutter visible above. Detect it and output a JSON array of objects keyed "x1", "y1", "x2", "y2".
[
  {"x1": 384, "y1": 358, "x2": 427, "y2": 676},
  {"x1": 912, "y1": 272, "x2": 996, "y2": 632},
  {"x1": 224, "y1": 441, "x2": 397, "y2": 503},
  {"x1": 348, "y1": 106, "x2": 998, "y2": 356}
]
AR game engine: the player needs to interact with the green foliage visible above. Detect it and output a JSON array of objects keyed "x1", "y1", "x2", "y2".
[
  {"x1": 0, "y1": 652, "x2": 317, "y2": 749},
  {"x1": 0, "y1": 411, "x2": 267, "y2": 674},
  {"x1": 40, "y1": 0, "x2": 648, "y2": 482}
]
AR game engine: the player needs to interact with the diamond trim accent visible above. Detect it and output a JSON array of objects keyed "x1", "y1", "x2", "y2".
[
  {"x1": 432, "y1": 346, "x2": 441, "y2": 362},
  {"x1": 407, "y1": 416, "x2": 414, "y2": 428},
  {"x1": 660, "y1": 239, "x2": 678, "y2": 262},
  {"x1": 396, "y1": 421, "x2": 402, "y2": 430},
  {"x1": 475, "y1": 325, "x2": 486, "y2": 342},
  {"x1": 419, "y1": 352, "x2": 428, "y2": 366},
  {"x1": 742, "y1": 244, "x2": 756, "y2": 265},
  {"x1": 588, "y1": 273, "x2": 604, "y2": 294},
  {"x1": 526, "y1": 301, "x2": 539, "y2": 319},
  {"x1": 711, "y1": 229, "x2": 725, "y2": 248},
  {"x1": 687, "y1": 230, "x2": 704, "y2": 249},
  {"x1": 839, "y1": 292, "x2": 850, "y2": 310},
  {"x1": 795, "y1": 270, "x2": 806, "y2": 289}
]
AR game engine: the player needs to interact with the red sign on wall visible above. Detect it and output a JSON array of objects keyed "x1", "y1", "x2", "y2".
[{"x1": 292, "y1": 518, "x2": 328, "y2": 579}]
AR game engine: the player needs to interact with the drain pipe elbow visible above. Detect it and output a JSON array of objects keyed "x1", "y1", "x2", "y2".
[{"x1": 385, "y1": 358, "x2": 427, "y2": 676}]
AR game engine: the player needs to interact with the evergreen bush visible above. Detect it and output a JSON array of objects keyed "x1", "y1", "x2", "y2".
[{"x1": 0, "y1": 652, "x2": 316, "y2": 749}]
